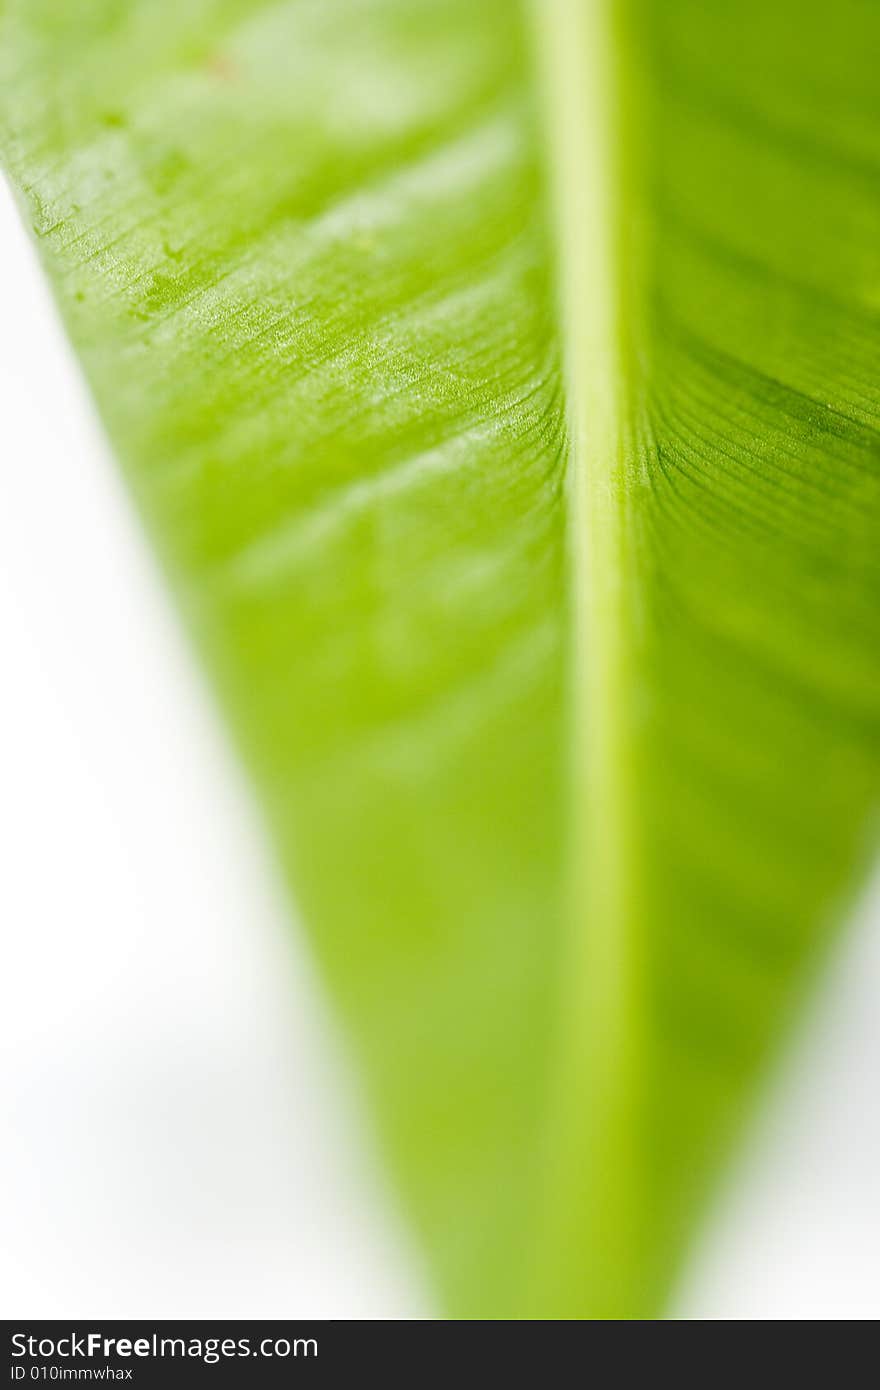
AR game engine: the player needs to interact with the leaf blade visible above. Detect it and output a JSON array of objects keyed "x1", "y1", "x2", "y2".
[{"x1": 2, "y1": 0, "x2": 879, "y2": 1319}]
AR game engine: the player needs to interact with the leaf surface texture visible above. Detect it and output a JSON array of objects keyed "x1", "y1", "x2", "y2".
[{"x1": 2, "y1": 0, "x2": 878, "y2": 1316}]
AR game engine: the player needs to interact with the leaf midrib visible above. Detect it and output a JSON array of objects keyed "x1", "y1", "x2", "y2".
[{"x1": 527, "y1": 0, "x2": 644, "y2": 1317}]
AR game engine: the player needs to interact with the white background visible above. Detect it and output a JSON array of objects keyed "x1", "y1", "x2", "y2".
[{"x1": 1, "y1": 178, "x2": 878, "y2": 1320}]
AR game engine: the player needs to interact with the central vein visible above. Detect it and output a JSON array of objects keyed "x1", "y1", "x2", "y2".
[{"x1": 527, "y1": 0, "x2": 643, "y2": 1317}]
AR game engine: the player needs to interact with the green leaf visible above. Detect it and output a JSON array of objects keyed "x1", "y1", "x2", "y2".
[{"x1": 2, "y1": 0, "x2": 878, "y2": 1318}]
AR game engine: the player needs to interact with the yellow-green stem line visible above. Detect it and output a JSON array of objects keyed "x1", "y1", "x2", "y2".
[{"x1": 527, "y1": 0, "x2": 643, "y2": 1318}]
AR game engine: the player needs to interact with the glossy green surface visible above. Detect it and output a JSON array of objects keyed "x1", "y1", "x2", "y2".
[{"x1": 2, "y1": 0, "x2": 878, "y2": 1317}]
